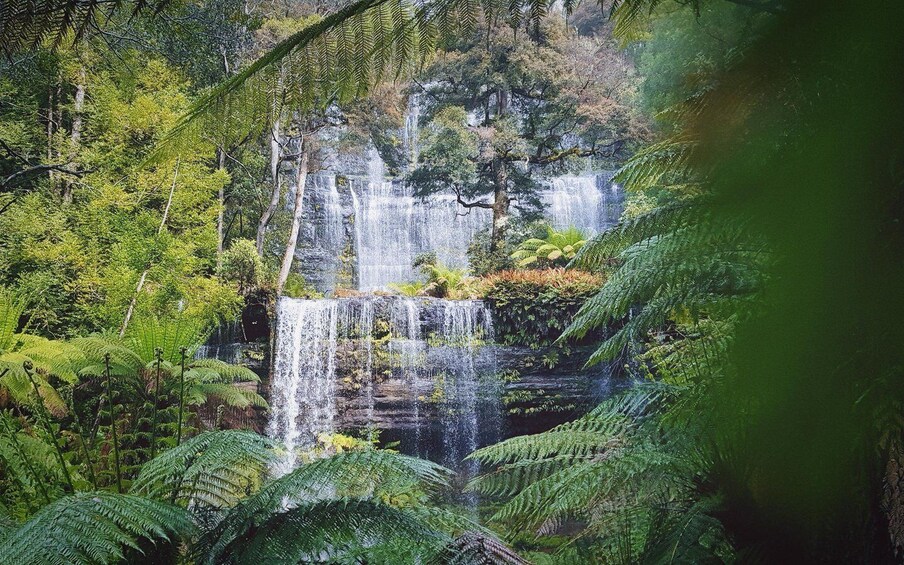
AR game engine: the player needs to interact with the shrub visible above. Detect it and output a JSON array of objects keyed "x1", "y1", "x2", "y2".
[
  {"x1": 411, "y1": 252, "x2": 480, "y2": 299},
  {"x1": 481, "y1": 268, "x2": 604, "y2": 347},
  {"x1": 388, "y1": 281, "x2": 426, "y2": 297},
  {"x1": 282, "y1": 273, "x2": 321, "y2": 299},
  {"x1": 219, "y1": 239, "x2": 265, "y2": 295},
  {"x1": 510, "y1": 226, "x2": 588, "y2": 268}
]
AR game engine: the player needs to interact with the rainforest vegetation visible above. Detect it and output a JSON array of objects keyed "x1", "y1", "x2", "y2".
[{"x1": 0, "y1": 0, "x2": 902, "y2": 562}]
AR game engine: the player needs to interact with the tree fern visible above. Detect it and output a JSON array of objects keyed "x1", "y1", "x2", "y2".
[
  {"x1": 0, "y1": 290, "x2": 83, "y2": 416},
  {"x1": 0, "y1": 411, "x2": 66, "y2": 512},
  {"x1": 0, "y1": 0, "x2": 175, "y2": 52},
  {"x1": 0, "y1": 287, "x2": 26, "y2": 353},
  {"x1": 430, "y1": 531, "x2": 531, "y2": 564},
  {"x1": 131, "y1": 430, "x2": 276, "y2": 508},
  {"x1": 199, "y1": 449, "x2": 452, "y2": 563},
  {"x1": 211, "y1": 498, "x2": 445, "y2": 564},
  {"x1": 0, "y1": 491, "x2": 193, "y2": 565},
  {"x1": 468, "y1": 378, "x2": 722, "y2": 561}
]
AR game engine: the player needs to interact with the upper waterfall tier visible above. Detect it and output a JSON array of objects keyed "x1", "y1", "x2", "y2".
[{"x1": 287, "y1": 166, "x2": 623, "y2": 293}]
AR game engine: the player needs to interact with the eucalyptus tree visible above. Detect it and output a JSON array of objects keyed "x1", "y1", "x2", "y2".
[{"x1": 408, "y1": 18, "x2": 646, "y2": 251}]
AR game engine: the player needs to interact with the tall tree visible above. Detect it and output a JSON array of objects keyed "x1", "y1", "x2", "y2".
[{"x1": 409, "y1": 19, "x2": 646, "y2": 249}]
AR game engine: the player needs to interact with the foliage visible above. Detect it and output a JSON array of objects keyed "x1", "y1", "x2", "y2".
[
  {"x1": 280, "y1": 273, "x2": 321, "y2": 299},
  {"x1": 388, "y1": 281, "x2": 427, "y2": 297},
  {"x1": 0, "y1": 52, "x2": 243, "y2": 337},
  {"x1": 510, "y1": 226, "x2": 587, "y2": 268},
  {"x1": 0, "y1": 413, "x2": 520, "y2": 563},
  {"x1": 0, "y1": 312, "x2": 269, "y2": 497},
  {"x1": 73, "y1": 314, "x2": 267, "y2": 462},
  {"x1": 0, "y1": 0, "x2": 176, "y2": 52},
  {"x1": 195, "y1": 446, "x2": 486, "y2": 564},
  {"x1": 411, "y1": 253, "x2": 482, "y2": 299},
  {"x1": 0, "y1": 491, "x2": 194, "y2": 565},
  {"x1": 481, "y1": 269, "x2": 603, "y2": 347},
  {"x1": 219, "y1": 239, "x2": 267, "y2": 296},
  {"x1": 130, "y1": 430, "x2": 276, "y2": 507},
  {"x1": 0, "y1": 289, "x2": 84, "y2": 415},
  {"x1": 469, "y1": 372, "x2": 731, "y2": 562}
]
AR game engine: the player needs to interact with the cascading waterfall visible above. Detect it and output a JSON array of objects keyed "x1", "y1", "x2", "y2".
[
  {"x1": 432, "y1": 301, "x2": 497, "y2": 498},
  {"x1": 289, "y1": 96, "x2": 623, "y2": 293},
  {"x1": 268, "y1": 297, "x2": 499, "y2": 479},
  {"x1": 353, "y1": 149, "x2": 490, "y2": 290},
  {"x1": 267, "y1": 95, "x2": 624, "y2": 479},
  {"x1": 403, "y1": 93, "x2": 420, "y2": 168},
  {"x1": 545, "y1": 172, "x2": 623, "y2": 235}
]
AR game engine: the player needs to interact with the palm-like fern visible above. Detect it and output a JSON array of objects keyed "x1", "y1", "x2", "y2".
[
  {"x1": 0, "y1": 0, "x2": 174, "y2": 53},
  {"x1": 0, "y1": 411, "x2": 73, "y2": 515},
  {"x1": 0, "y1": 491, "x2": 193, "y2": 565},
  {"x1": 469, "y1": 376, "x2": 728, "y2": 561},
  {"x1": 430, "y1": 531, "x2": 531, "y2": 564},
  {"x1": 511, "y1": 225, "x2": 588, "y2": 267},
  {"x1": 74, "y1": 315, "x2": 266, "y2": 413},
  {"x1": 0, "y1": 289, "x2": 83, "y2": 416},
  {"x1": 467, "y1": 45, "x2": 760, "y2": 556},
  {"x1": 130, "y1": 429, "x2": 276, "y2": 508},
  {"x1": 199, "y1": 448, "x2": 462, "y2": 563}
]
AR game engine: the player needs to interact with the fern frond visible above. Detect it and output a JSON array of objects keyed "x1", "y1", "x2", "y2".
[
  {"x1": 185, "y1": 382, "x2": 268, "y2": 408},
  {"x1": 127, "y1": 315, "x2": 209, "y2": 365},
  {"x1": 201, "y1": 450, "x2": 450, "y2": 562},
  {"x1": 0, "y1": 492, "x2": 193, "y2": 565},
  {"x1": 0, "y1": 356, "x2": 69, "y2": 416},
  {"x1": 131, "y1": 430, "x2": 277, "y2": 508},
  {"x1": 0, "y1": 287, "x2": 26, "y2": 352},
  {"x1": 569, "y1": 201, "x2": 700, "y2": 271},
  {"x1": 208, "y1": 498, "x2": 446, "y2": 564},
  {"x1": 189, "y1": 358, "x2": 260, "y2": 382},
  {"x1": 430, "y1": 531, "x2": 529, "y2": 564}
]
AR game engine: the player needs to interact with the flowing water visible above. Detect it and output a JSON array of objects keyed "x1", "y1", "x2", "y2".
[
  {"x1": 265, "y1": 96, "x2": 624, "y2": 477},
  {"x1": 269, "y1": 297, "x2": 498, "y2": 479}
]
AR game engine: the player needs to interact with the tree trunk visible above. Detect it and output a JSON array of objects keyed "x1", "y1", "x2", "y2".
[
  {"x1": 276, "y1": 139, "x2": 308, "y2": 295},
  {"x1": 256, "y1": 117, "x2": 282, "y2": 255},
  {"x1": 46, "y1": 86, "x2": 54, "y2": 187},
  {"x1": 120, "y1": 160, "x2": 180, "y2": 337},
  {"x1": 490, "y1": 159, "x2": 510, "y2": 251},
  {"x1": 62, "y1": 66, "x2": 85, "y2": 204},
  {"x1": 216, "y1": 147, "x2": 226, "y2": 269}
]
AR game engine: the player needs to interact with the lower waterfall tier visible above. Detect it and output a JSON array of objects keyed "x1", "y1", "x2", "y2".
[{"x1": 261, "y1": 296, "x2": 623, "y2": 478}]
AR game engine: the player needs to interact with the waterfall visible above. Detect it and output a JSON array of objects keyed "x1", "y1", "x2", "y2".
[
  {"x1": 269, "y1": 297, "x2": 499, "y2": 478},
  {"x1": 266, "y1": 102, "x2": 624, "y2": 479},
  {"x1": 352, "y1": 149, "x2": 491, "y2": 291},
  {"x1": 544, "y1": 172, "x2": 623, "y2": 235},
  {"x1": 433, "y1": 301, "x2": 497, "y2": 497},
  {"x1": 403, "y1": 94, "x2": 420, "y2": 168},
  {"x1": 290, "y1": 120, "x2": 621, "y2": 293},
  {"x1": 267, "y1": 299, "x2": 339, "y2": 475}
]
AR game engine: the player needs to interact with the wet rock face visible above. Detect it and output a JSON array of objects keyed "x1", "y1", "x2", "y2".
[
  {"x1": 200, "y1": 296, "x2": 628, "y2": 482},
  {"x1": 339, "y1": 344, "x2": 625, "y2": 447},
  {"x1": 292, "y1": 174, "x2": 358, "y2": 293}
]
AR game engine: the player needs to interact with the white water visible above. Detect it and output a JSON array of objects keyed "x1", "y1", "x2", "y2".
[
  {"x1": 268, "y1": 297, "x2": 497, "y2": 476},
  {"x1": 268, "y1": 95, "x2": 622, "y2": 476},
  {"x1": 352, "y1": 148, "x2": 491, "y2": 290},
  {"x1": 267, "y1": 299, "x2": 339, "y2": 475},
  {"x1": 545, "y1": 173, "x2": 622, "y2": 235}
]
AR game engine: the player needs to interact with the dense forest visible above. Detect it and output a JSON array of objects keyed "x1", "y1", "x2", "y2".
[{"x1": 0, "y1": 0, "x2": 902, "y2": 563}]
